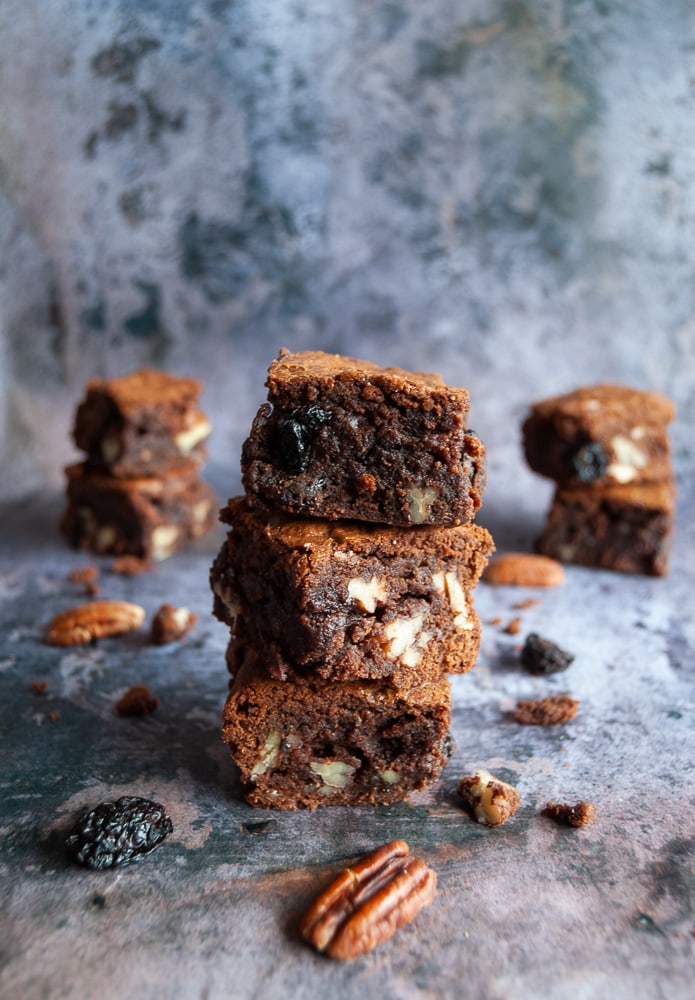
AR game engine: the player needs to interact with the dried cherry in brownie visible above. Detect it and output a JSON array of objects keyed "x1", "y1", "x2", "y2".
[
  {"x1": 241, "y1": 350, "x2": 486, "y2": 526},
  {"x1": 222, "y1": 648, "x2": 452, "y2": 810},
  {"x1": 211, "y1": 498, "x2": 494, "y2": 684}
]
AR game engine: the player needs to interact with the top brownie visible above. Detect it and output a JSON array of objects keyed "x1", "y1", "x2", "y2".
[
  {"x1": 73, "y1": 368, "x2": 211, "y2": 477},
  {"x1": 241, "y1": 350, "x2": 485, "y2": 526},
  {"x1": 522, "y1": 384, "x2": 674, "y2": 486}
]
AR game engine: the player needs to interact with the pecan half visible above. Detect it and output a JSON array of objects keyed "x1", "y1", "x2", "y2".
[
  {"x1": 483, "y1": 553, "x2": 565, "y2": 587},
  {"x1": 300, "y1": 840, "x2": 437, "y2": 960},
  {"x1": 46, "y1": 600, "x2": 145, "y2": 646}
]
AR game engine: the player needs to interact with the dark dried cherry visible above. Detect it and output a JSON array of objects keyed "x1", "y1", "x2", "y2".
[
  {"x1": 572, "y1": 442, "x2": 607, "y2": 483},
  {"x1": 65, "y1": 795, "x2": 173, "y2": 870},
  {"x1": 275, "y1": 404, "x2": 332, "y2": 473},
  {"x1": 520, "y1": 633, "x2": 574, "y2": 675}
]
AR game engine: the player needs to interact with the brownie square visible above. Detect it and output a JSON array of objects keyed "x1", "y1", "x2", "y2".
[
  {"x1": 222, "y1": 647, "x2": 452, "y2": 809},
  {"x1": 522, "y1": 384, "x2": 674, "y2": 487},
  {"x1": 536, "y1": 480, "x2": 675, "y2": 576},
  {"x1": 241, "y1": 350, "x2": 485, "y2": 526},
  {"x1": 73, "y1": 368, "x2": 211, "y2": 477},
  {"x1": 211, "y1": 498, "x2": 494, "y2": 685},
  {"x1": 61, "y1": 461, "x2": 217, "y2": 561}
]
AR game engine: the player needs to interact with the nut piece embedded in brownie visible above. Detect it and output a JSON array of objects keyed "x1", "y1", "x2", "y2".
[
  {"x1": 522, "y1": 384, "x2": 674, "y2": 487},
  {"x1": 211, "y1": 498, "x2": 494, "y2": 684},
  {"x1": 222, "y1": 648, "x2": 453, "y2": 810},
  {"x1": 241, "y1": 350, "x2": 486, "y2": 526},
  {"x1": 73, "y1": 368, "x2": 211, "y2": 477},
  {"x1": 61, "y1": 461, "x2": 217, "y2": 561},
  {"x1": 536, "y1": 480, "x2": 675, "y2": 576}
]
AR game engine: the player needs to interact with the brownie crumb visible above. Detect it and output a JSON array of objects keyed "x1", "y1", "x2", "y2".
[
  {"x1": 68, "y1": 565, "x2": 100, "y2": 596},
  {"x1": 31, "y1": 680, "x2": 48, "y2": 695},
  {"x1": 47, "y1": 710, "x2": 60, "y2": 722},
  {"x1": 514, "y1": 694, "x2": 579, "y2": 725},
  {"x1": 504, "y1": 616, "x2": 522, "y2": 635},
  {"x1": 151, "y1": 604, "x2": 198, "y2": 645},
  {"x1": 110, "y1": 555, "x2": 153, "y2": 576},
  {"x1": 115, "y1": 684, "x2": 159, "y2": 716},
  {"x1": 521, "y1": 632, "x2": 574, "y2": 675},
  {"x1": 488, "y1": 616, "x2": 503, "y2": 626},
  {"x1": 513, "y1": 598, "x2": 538, "y2": 611},
  {"x1": 542, "y1": 800, "x2": 596, "y2": 827}
]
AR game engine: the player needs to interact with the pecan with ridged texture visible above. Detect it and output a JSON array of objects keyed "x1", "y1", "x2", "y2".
[
  {"x1": 46, "y1": 600, "x2": 145, "y2": 646},
  {"x1": 300, "y1": 840, "x2": 437, "y2": 960}
]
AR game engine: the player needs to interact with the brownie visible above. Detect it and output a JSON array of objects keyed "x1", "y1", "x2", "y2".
[
  {"x1": 73, "y1": 368, "x2": 211, "y2": 477},
  {"x1": 222, "y1": 647, "x2": 452, "y2": 809},
  {"x1": 241, "y1": 350, "x2": 485, "y2": 526},
  {"x1": 61, "y1": 461, "x2": 217, "y2": 561},
  {"x1": 211, "y1": 498, "x2": 494, "y2": 684},
  {"x1": 522, "y1": 384, "x2": 674, "y2": 486},
  {"x1": 536, "y1": 480, "x2": 675, "y2": 576}
]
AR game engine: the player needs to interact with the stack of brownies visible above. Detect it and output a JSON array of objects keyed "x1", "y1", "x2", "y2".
[
  {"x1": 61, "y1": 369, "x2": 217, "y2": 562},
  {"x1": 211, "y1": 350, "x2": 493, "y2": 810},
  {"x1": 522, "y1": 384, "x2": 675, "y2": 576}
]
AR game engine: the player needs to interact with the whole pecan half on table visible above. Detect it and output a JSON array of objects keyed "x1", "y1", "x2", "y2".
[
  {"x1": 300, "y1": 840, "x2": 437, "y2": 960},
  {"x1": 45, "y1": 600, "x2": 145, "y2": 646}
]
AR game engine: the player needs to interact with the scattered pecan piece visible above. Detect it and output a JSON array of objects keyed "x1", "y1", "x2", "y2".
[
  {"x1": 45, "y1": 600, "x2": 146, "y2": 646},
  {"x1": 151, "y1": 604, "x2": 198, "y2": 645},
  {"x1": 483, "y1": 553, "x2": 565, "y2": 587},
  {"x1": 115, "y1": 684, "x2": 159, "y2": 716},
  {"x1": 514, "y1": 694, "x2": 579, "y2": 726},
  {"x1": 110, "y1": 555, "x2": 153, "y2": 576},
  {"x1": 67, "y1": 565, "x2": 100, "y2": 596},
  {"x1": 542, "y1": 801, "x2": 596, "y2": 828},
  {"x1": 300, "y1": 840, "x2": 437, "y2": 960},
  {"x1": 458, "y1": 770, "x2": 520, "y2": 826}
]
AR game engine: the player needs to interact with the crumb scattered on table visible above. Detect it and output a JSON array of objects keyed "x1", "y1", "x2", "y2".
[
  {"x1": 513, "y1": 694, "x2": 579, "y2": 725},
  {"x1": 115, "y1": 684, "x2": 159, "y2": 716}
]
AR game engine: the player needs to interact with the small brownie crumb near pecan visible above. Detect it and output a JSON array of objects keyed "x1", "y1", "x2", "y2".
[
  {"x1": 300, "y1": 840, "x2": 437, "y2": 960},
  {"x1": 504, "y1": 616, "x2": 522, "y2": 635},
  {"x1": 513, "y1": 694, "x2": 579, "y2": 726},
  {"x1": 458, "y1": 770, "x2": 520, "y2": 826},
  {"x1": 110, "y1": 555, "x2": 153, "y2": 576},
  {"x1": 30, "y1": 680, "x2": 48, "y2": 695},
  {"x1": 115, "y1": 684, "x2": 159, "y2": 716},
  {"x1": 542, "y1": 801, "x2": 596, "y2": 828},
  {"x1": 151, "y1": 604, "x2": 198, "y2": 645},
  {"x1": 67, "y1": 565, "x2": 100, "y2": 596}
]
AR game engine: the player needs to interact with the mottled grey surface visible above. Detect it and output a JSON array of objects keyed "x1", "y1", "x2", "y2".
[
  {"x1": 1, "y1": 0, "x2": 695, "y2": 494},
  {"x1": 1, "y1": 2, "x2": 694, "y2": 997}
]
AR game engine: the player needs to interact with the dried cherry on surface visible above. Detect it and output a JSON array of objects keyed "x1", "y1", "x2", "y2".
[
  {"x1": 520, "y1": 632, "x2": 574, "y2": 675},
  {"x1": 65, "y1": 795, "x2": 173, "y2": 870}
]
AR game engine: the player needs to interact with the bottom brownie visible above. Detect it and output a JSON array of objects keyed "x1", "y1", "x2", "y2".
[
  {"x1": 61, "y1": 462, "x2": 217, "y2": 561},
  {"x1": 222, "y1": 647, "x2": 452, "y2": 810},
  {"x1": 536, "y1": 480, "x2": 674, "y2": 576}
]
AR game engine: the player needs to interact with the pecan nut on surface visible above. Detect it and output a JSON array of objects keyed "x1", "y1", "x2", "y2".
[{"x1": 300, "y1": 840, "x2": 437, "y2": 960}]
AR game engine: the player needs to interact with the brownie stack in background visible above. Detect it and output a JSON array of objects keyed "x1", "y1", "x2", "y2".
[
  {"x1": 61, "y1": 369, "x2": 217, "y2": 563},
  {"x1": 522, "y1": 384, "x2": 676, "y2": 576},
  {"x1": 211, "y1": 350, "x2": 493, "y2": 810}
]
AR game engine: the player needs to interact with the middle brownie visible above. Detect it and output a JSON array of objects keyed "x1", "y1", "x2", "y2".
[{"x1": 211, "y1": 497, "x2": 494, "y2": 685}]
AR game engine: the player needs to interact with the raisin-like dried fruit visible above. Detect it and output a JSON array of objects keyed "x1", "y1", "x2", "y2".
[
  {"x1": 572, "y1": 442, "x2": 607, "y2": 483},
  {"x1": 65, "y1": 795, "x2": 173, "y2": 870},
  {"x1": 275, "y1": 404, "x2": 332, "y2": 473},
  {"x1": 520, "y1": 633, "x2": 574, "y2": 675}
]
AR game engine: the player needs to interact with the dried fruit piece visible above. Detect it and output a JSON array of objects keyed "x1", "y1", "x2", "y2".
[
  {"x1": 300, "y1": 840, "x2": 437, "y2": 960},
  {"x1": 65, "y1": 796, "x2": 173, "y2": 869},
  {"x1": 46, "y1": 601, "x2": 146, "y2": 646},
  {"x1": 542, "y1": 800, "x2": 596, "y2": 827},
  {"x1": 150, "y1": 604, "x2": 198, "y2": 645},
  {"x1": 572, "y1": 442, "x2": 608, "y2": 483},
  {"x1": 483, "y1": 553, "x2": 565, "y2": 587},
  {"x1": 458, "y1": 770, "x2": 520, "y2": 826},
  {"x1": 521, "y1": 632, "x2": 574, "y2": 675},
  {"x1": 275, "y1": 404, "x2": 332, "y2": 473},
  {"x1": 513, "y1": 694, "x2": 579, "y2": 725},
  {"x1": 115, "y1": 684, "x2": 159, "y2": 717}
]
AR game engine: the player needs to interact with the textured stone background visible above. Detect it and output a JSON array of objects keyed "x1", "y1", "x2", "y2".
[{"x1": 1, "y1": 0, "x2": 694, "y2": 498}]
